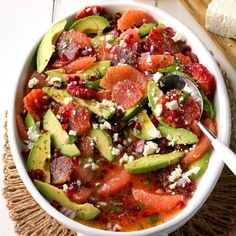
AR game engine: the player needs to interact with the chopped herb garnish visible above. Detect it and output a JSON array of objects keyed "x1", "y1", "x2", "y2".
[
  {"x1": 137, "y1": 203, "x2": 143, "y2": 210},
  {"x1": 148, "y1": 215, "x2": 160, "y2": 225}
]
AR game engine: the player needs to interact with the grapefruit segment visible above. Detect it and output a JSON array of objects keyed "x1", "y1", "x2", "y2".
[
  {"x1": 112, "y1": 80, "x2": 143, "y2": 109},
  {"x1": 120, "y1": 28, "x2": 141, "y2": 45},
  {"x1": 100, "y1": 65, "x2": 148, "y2": 93},
  {"x1": 118, "y1": 10, "x2": 155, "y2": 31},
  {"x1": 138, "y1": 54, "x2": 174, "y2": 73}
]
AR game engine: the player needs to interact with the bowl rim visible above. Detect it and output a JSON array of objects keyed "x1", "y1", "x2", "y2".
[{"x1": 8, "y1": 1, "x2": 231, "y2": 235}]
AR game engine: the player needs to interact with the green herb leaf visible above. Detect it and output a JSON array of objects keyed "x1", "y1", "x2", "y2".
[{"x1": 148, "y1": 215, "x2": 160, "y2": 225}]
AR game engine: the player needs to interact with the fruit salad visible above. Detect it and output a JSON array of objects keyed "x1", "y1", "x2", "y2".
[{"x1": 16, "y1": 6, "x2": 217, "y2": 232}]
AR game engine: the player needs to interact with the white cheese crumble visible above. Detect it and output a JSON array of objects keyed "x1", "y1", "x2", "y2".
[
  {"x1": 169, "y1": 165, "x2": 183, "y2": 182},
  {"x1": 28, "y1": 77, "x2": 39, "y2": 88},
  {"x1": 143, "y1": 141, "x2": 159, "y2": 156},
  {"x1": 27, "y1": 127, "x2": 40, "y2": 142},
  {"x1": 155, "y1": 104, "x2": 163, "y2": 116},
  {"x1": 84, "y1": 162, "x2": 99, "y2": 171},
  {"x1": 63, "y1": 184, "x2": 68, "y2": 192},
  {"x1": 46, "y1": 77, "x2": 62, "y2": 87},
  {"x1": 165, "y1": 100, "x2": 179, "y2": 111},
  {"x1": 92, "y1": 123, "x2": 99, "y2": 129},
  {"x1": 64, "y1": 97, "x2": 73, "y2": 105},
  {"x1": 172, "y1": 32, "x2": 186, "y2": 42},
  {"x1": 100, "y1": 121, "x2": 111, "y2": 130},
  {"x1": 119, "y1": 153, "x2": 134, "y2": 164},
  {"x1": 113, "y1": 133, "x2": 119, "y2": 142},
  {"x1": 69, "y1": 130, "x2": 77, "y2": 136},
  {"x1": 166, "y1": 135, "x2": 180, "y2": 146},
  {"x1": 153, "y1": 72, "x2": 163, "y2": 83},
  {"x1": 111, "y1": 147, "x2": 121, "y2": 156},
  {"x1": 148, "y1": 129, "x2": 162, "y2": 139},
  {"x1": 181, "y1": 167, "x2": 200, "y2": 183},
  {"x1": 76, "y1": 179, "x2": 81, "y2": 187}
]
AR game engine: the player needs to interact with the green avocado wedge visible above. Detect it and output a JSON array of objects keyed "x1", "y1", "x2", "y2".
[
  {"x1": 27, "y1": 132, "x2": 51, "y2": 183},
  {"x1": 189, "y1": 151, "x2": 211, "y2": 180},
  {"x1": 25, "y1": 113, "x2": 40, "y2": 133},
  {"x1": 131, "y1": 110, "x2": 161, "y2": 140},
  {"x1": 43, "y1": 109, "x2": 80, "y2": 157},
  {"x1": 45, "y1": 60, "x2": 111, "y2": 81},
  {"x1": 70, "y1": 16, "x2": 110, "y2": 35},
  {"x1": 158, "y1": 125, "x2": 198, "y2": 145},
  {"x1": 42, "y1": 87, "x2": 114, "y2": 119},
  {"x1": 125, "y1": 152, "x2": 185, "y2": 174},
  {"x1": 88, "y1": 128, "x2": 114, "y2": 162},
  {"x1": 34, "y1": 180, "x2": 100, "y2": 220},
  {"x1": 138, "y1": 23, "x2": 156, "y2": 37},
  {"x1": 37, "y1": 19, "x2": 67, "y2": 73}
]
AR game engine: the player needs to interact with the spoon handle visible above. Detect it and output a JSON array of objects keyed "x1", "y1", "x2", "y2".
[{"x1": 198, "y1": 122, "x2": 236, "y2": 175}]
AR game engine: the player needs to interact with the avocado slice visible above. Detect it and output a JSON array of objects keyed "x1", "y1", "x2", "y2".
[
  {"x1": 37, "y1": 19, "x2": 67, "y2": 73},
  {"x1": 85, "y1": 79, "x2": 101, "y2": 90},
  {"x1": 139, "y1": 23, "x2": 156, "y2": 37},
  {"x1": 189, "y1": 151, "x2": 211, "y2": 180},
  {"x1": 88, "y1": 128, "x2": 114, "y2": 162},
  {"x1": 46, "y1": 60, "x2": 111, "y2": 81},
  {"x1": 43, "y1": 109, "x2": 80, "y2": 157},
  {"x1": 70, "y1": 16, "x2": 110, "y2": 35},
  {"x1": 125, "y1": 151, "x2": 185, "y2": 174},
  {"x1": 42, "y1": 87, "x2": 114, "y2": 119},
  {"x1": 25, "y1": 113, "x2": 40, "y2": 133},
  {"x1": 34, "y1": 180, "x2": 99, "y2": 220},
  {"x1": 27, "y1": 132, "x2": 51, "y2": 183},
  {"x1": 121, "y1": 96, "x2": 148, "y2": 121},
  {"x1": 131, "y1": 110, "x2": 161, "y2": 140},
  {"x1": 158, "y1": 125, "x2": 198, "y2": 145},
  {"x1": 148, "y1": 81, "x2": 163, "y2": 121}
]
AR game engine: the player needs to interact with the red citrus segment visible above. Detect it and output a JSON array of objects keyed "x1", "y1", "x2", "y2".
[
  {"x1": 75, "y1": 6, "x2": 106, "y2": 20},
  {"x1": 100, "y1": 65, "x2": 148, "y2": 93},
  {"x1": 27, "y1": 71, "x2": 48, "y2": 91},
  {"x1": 160, "y1": 90, "x2": 201, "y2": 128},
  {"x1": 63, "y1": 57, "x2": 96, "y2": 74},
  {"x1": 58, "y1": 102, "x2": 91, "y2": 136},
  {"x1": 23, "y1": 89, "x2": 49, "y2": 121},
  {"x1": 138, "y1": 54, "x2": 174, "y2": 73},
  {"x1": 182, "y1": 119, "x2": 216, "y2": 165},
  {"x1": 175, "y1": 53, "x2": 192, "y2": 67},
  {"x1": 97, "y1": 167, "x2": 131, "y2": 196},
  {"x1": 95, "y1": 90, "x2": 112, "y2": 102},
  {"x1": 77, "y1": 136, "x2": 94, "y2": 157},
  {"x1": 190, "y1": 120, "x2": 202, "y2": 138},
  {"x1": 132, "y1": 188, "x2": 183, "y2": 214},
  {"x1": 16, "y1": 115, "x2": 28, "y2": 140},
  {"x1": 68, "y1": 187, "x2": 93, "y2": 204},
  {"x1": 120, "y1": 28, "x2": 141, "y2": 45},
  {"x1": 112, "y1": 80, "x2": 143, "y2": 109},
  {"x1": 148, "y1": 28, "x2": 180, "y2": 55},
  {"x1": 192, "y1": 63, "x2": 216, "y2": 99},
  {"x1": 117, "y1": 10, "x2": 155, "y2": 31}
]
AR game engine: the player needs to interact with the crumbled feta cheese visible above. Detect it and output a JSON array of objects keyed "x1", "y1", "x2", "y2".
[
  {"x1": 169, "y1": 182, "x2": 177, "y2": 190},
  {"x1": 155, "y1": 104, "x2": 163, "y2": 116},
  {"x1": 181, "y1": 167, "x2": 200, "y2": 183},
  {"x1": 99, "y1": 99, "x2": 117, "y2": 112},
  {"x1": 119, "y1": 153, "x2": 134, "y2": 164},
  {"x1": 166, "y1": 135, "x2": 180, "y2": 146},
  {"x1": 91, "y1": 163, "x2": 99, "y2": 170},
  {"x1": 27, "y1": 127, "x2": 40, "y2": 142},
  {"x1": 120, "y1": 40, "x2": 127, "y2": 48},
  {"x1": 92, "y1": 123, "x2": 99, "y2": 129},
  {"x1": 97, "y1": 201, "x2": 107, "y2": 206},
  {"x1": 172, "y1": 32, "x2": 186, "y2": 42},
  {"x1": 100, "y1": 121, "x2": 111, "y2": 130},
  {"x1": 113, "y1": 133, "x2": 119, "y2": 142},
  {"x1": 28, "y1": 77, "x2": 39, "y2": 88},
  {"x1": 56, "y1": 114, "x2": 61, "y2": 120},
  {"x1": 148, "y1": 129, "x2": 162, "y2": 139},
  {"x1": 166, "y1": 100, "x2": 179, "y2": 111},
  {"x1": 64, "y1": 97, "x2": 72, "y2": 105},
  {"x1": 63, "y1": 184, "x2": 68, "y2": 192},
  {"x1": 153, "y1": 72, "x2": 163, "y2": 83},
  {"x1": 111, "y1": 147, "x2": 121, "y2": 156},
  {"x1": 143, "y1": 141, "x2": 159, "y2": 156},
  {"x1": 169, "y1": 165, "x2": 183, "y2": 182},
  {"x1": 69, "y1": 130, "x2": 77, "y2": 136},
  {"x1": 76, "y1": 179, "x2": 81, "y2": 187},
  {"x1": 146, "y1": 55, "x2": 152, "y2": 64},
  {"x1": 46, "y1": 77, "x2": 62, "y2": 87}
]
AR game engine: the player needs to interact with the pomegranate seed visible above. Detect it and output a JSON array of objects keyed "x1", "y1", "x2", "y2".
[
  {"x1": 115, "y1": 12, "x2": 122, "y2": 20},
  {"x1": 176, "y1": 144, "x2": 184, "y2": 151},
  {"x1": 59, "y1": 53, "x2": 68, "y2": 62},
  {"x1": 67, "y1": 85, "x2": 96, "y2": 100},
  {"x1": 53, "y1": 149, "x2": 60, "y2": 158},
  {"x1": 127, "y1": 120, "x2": 136, "y2": 129},
  {"x1": 150, "y1": 115, "x2": 158, "y2": 126},
  {"x1": 40, "y1": 129, "x2": 47, "y2": 134},
  {"x1": 66, "y1": 76, "x2": 74, "y2": 84},
  {"x1": 140, "y1": 42, "x2": 150, "y2": 52},
  {"x1": 21, "y1": 108, "x2": 28, "y2": 117},
  {"x1": 124, "y1": 34, "x2": 134, "y2": 44},
  {"x1": 111, "y1": 126, "x2": 119, "y2": 133},
  {"x1": 89, "y1": 76, "x2": 97, "y2": 81},
  {"x1": 50, "y1": 200, "x2": 60, "y2": 210},
  {"x1": 186, "y1": 51, "x2": 199, "y2": 63},
  {"x1": 28, "y1": 169, "x2": 45, "y2": 181},
  {"x1": 72, "y1": 156, "x2": 79, "y2": 165},
  {"x1": 176, "y1": 201, "x2": 185, "y2": 209},
  {"x1": 62, "y1": 123, "x2": 69, "y2": 131},
  {"x1": 134, "y1": 121, "x2": 142, "y2": 131},
  {"x1": 117, "y1": 137, "x2": 123, "y2": 145},
  {"x1": 182, "y1": 44, "x2": 191, "y2": 54}
]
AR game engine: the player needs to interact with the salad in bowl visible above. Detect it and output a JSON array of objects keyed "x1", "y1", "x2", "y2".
[{"x1": 11, "y1": 2, "x2": 230, "y2": 235}]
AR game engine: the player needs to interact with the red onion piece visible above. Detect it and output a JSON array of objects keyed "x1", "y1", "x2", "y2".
[
  {"x1": 59, "y1": 206, "x2": 76, "y2": 219},
  {"x1": 135, "y1": 140, "x2": 145, "y2": 153}
]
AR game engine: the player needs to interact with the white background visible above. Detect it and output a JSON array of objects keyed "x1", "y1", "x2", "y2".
[{"x1": 0, "y1": 0, "x2": 235, "y2": 235}]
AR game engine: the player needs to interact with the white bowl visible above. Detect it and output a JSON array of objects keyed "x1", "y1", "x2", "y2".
[{"x1": 8, "y1": 1, "x2": 231, "y2": 236}]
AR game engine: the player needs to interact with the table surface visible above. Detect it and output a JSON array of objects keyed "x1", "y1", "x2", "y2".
[{"x1": 0, "y1": 0, "x2": 235, "y2": 235}]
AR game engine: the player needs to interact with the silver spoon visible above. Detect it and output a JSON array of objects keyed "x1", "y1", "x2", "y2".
[{"x1": 158, "y1": 75, "x2": 236, "y2": 175}]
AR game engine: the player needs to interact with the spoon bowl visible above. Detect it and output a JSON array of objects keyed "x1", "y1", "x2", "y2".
[{"x1": 158, "y1": 74, "x2": 236, "y2": 175}]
